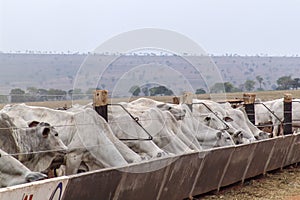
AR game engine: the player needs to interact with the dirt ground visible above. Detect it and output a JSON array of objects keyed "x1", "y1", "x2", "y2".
[{"x1": 197, "y1": 165, "x2": 300, "y2": 200}]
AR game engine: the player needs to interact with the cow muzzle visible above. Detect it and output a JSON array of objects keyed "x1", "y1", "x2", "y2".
[{"x1": 50, "y1": 154, "x2": 65, "y2": 169}]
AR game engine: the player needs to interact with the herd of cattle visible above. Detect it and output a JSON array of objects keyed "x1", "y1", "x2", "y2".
[{"x1": 0, "y1": 97, "x2": 299, "y2": 188}]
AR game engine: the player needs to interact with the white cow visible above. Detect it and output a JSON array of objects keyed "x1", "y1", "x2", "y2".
[
  {"x1": 0, "y1": 112, "x2": 67, "y2": 174},
  {"x1": 128, "y1": 98, "x2": 187, "y2": 120},
  {"x1": 255, "y1": 99, "x2": 279, "y2": 135},
  {"x1": 110, "y1": 98, "x2": 235, "y2": 153},
  {"x1": 109, "y1": 105, "x2": 195, "y2": 157},
  {"x1": 225, "y1": 106, "x2": 270, "y2": 140},
  {"x1": 192, "y1": 99, "x2": 269, "y2": 143},
  {"x1": 180, "y1": 104, "x2": 235, "y2": 149},
  {"x1": 255, "y1": 99, "x2": 278, "y2": 126},
  {"x1": 108, "y1": 98, "x2": 198, "y2": 157},
  {"x1": 192, "y1": 99, "x2": 251, "y2": 143},
  {"x1": 0, "y1": 148, "x2": 47, "y2": 188},
  {"x1": 129, "y1": 98, "x2": 201, "y2": 151},
  {"x1": 1, "y1": 104, "x2": 141, "y2": 175},
  {"x1": 255, "y1": 98, "x2": 300, "y2": 136}
]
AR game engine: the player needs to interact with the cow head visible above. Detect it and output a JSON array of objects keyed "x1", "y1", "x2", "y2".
[
  {"x1": 254, "y1": 131, "x2": 271, "y2": 140},
  {"x1": 198, "y1": 130, "x2": 235, "y2": 149},
  {"x1": 23, "y1": 121, "x2": 67, "y2": 173},
  {"x1": 156, "y1": 103, "x2": 186, "y2": 120},
  {"x1": 232, "y1": 131, "x2": 247, "y2": 145},
  {"x1": 214, "y1": 131, "x2": 235, "y2": 147},
  {"x1": 203, "y1": 113, "x2": 233, "y2": 131},
  {"x1": 25, "y1": 171, "x2": 47, "y2": 183}
]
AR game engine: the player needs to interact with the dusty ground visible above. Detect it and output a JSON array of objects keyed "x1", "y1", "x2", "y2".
[{"x1": 197, "y1": 165, "x2": 300, "y2": 200}]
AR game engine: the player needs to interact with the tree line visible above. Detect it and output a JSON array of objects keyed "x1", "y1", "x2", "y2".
[
  {"x1": 5, "y1": 75, "x2": 300, "y2": 103},
  {"x1": 206, "y1": 75, "x2": 300, "y2": 94},
  {"x1": 8, "y1": 87, "x2": 95, "y2": 103},
  {"x1": 129, "y1": 75, "x2": 300, "y2": 96}
]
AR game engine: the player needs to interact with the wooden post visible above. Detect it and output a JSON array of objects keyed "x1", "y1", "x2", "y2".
[
  {"x1": 243, "y1": 93, "x2": 256, "y2": 124},
  {"x1": 93, "y1": 90, "x2": 108, "y2": 122},
  {"x1": 182, "y1": 92, "x2": 193, "y2": 112},
  {"x1": 283, "y1": 93, "x2": 292, "y2": 135},
  {"x1": 172, "y1": 96, "x2": 180, "y2": 105}
]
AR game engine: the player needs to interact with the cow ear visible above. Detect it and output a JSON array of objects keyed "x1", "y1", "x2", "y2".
[
  {"x1": 223, "y1": 117, "x2": 233, "y2": 122},
  {"x1": 28, "y1": 121, "x2": 40, "y2": 127},
  {"x1": 26, "y1": 172, "x2": 47, "y2": 182},
  {"x1": 216, "y1": 132, "x2": 222, "y2": 139},
  {"x1": 204, "y1": 116, "x2": 211, "y2": 121},
  {"x1": 156, "y1": 104, "x2": 165, "y2": 109},
  {"x1": 42, "y1": 127, "x2": 50, "y2": 138}
]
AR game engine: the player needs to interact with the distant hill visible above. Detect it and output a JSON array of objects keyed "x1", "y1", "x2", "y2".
[
  {"x1": 0, "y1": 53, "x2": 299, "y2": 95},
  {"x1": 212, "y1": 56, "x2": 300, "y2": 90}
]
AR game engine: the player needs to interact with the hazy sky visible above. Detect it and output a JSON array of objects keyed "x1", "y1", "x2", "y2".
[{"x1": 1, "y1": 0, "x2": 299, "y2": 55}]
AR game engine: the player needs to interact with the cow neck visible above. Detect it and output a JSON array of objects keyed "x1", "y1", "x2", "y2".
[{"x1": 13, "y1": 127, "x2": 34, "y2": 162}]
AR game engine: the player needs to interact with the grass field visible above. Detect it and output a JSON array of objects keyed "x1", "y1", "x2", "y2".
[{"x1": 2, "y1": 89, "x2": 299, "y2": 109}]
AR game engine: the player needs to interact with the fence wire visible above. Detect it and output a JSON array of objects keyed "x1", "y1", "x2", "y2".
[{"x1": 0, "y1": 99, "x2": 297, "y2": 158}]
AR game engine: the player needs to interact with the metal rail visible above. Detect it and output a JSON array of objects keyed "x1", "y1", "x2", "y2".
[{"x1": 108, "y1": 103, "x2": 153, "y2": 141}]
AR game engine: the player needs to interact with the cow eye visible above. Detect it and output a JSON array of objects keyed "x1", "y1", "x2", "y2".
[
  {"x1": 55, "y1": 133, "x2": 59, "y2": 137},
  {"x1": 168, "y1": 106, "x2": 172, "y2": 110},
  {"x1": 42, "y1": 128, "x2": 50, "y2": 138},
  {"x1": 204, "y1": 116, "x2": 211, "y2": 121},
  {"x1": 224, "y1": 117, "x2": 233, "y2": 122}
]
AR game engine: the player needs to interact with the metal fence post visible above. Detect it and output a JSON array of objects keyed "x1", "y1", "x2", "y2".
[
  {"x1": 283, "y1": 93, "x2": 292, "y2": 135},
  {"x1": 183, "y1": 92, "x2": 193, "y2": 112},
  {"x1": 172, "y1": 96, "x2": 180, "y2": 104},
  {"x1": 93, "y1": 90, "x2": 108, "y2": 122},
  {"x1": 243, "y1": 93, "x2": 256, "y2": 124}
]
